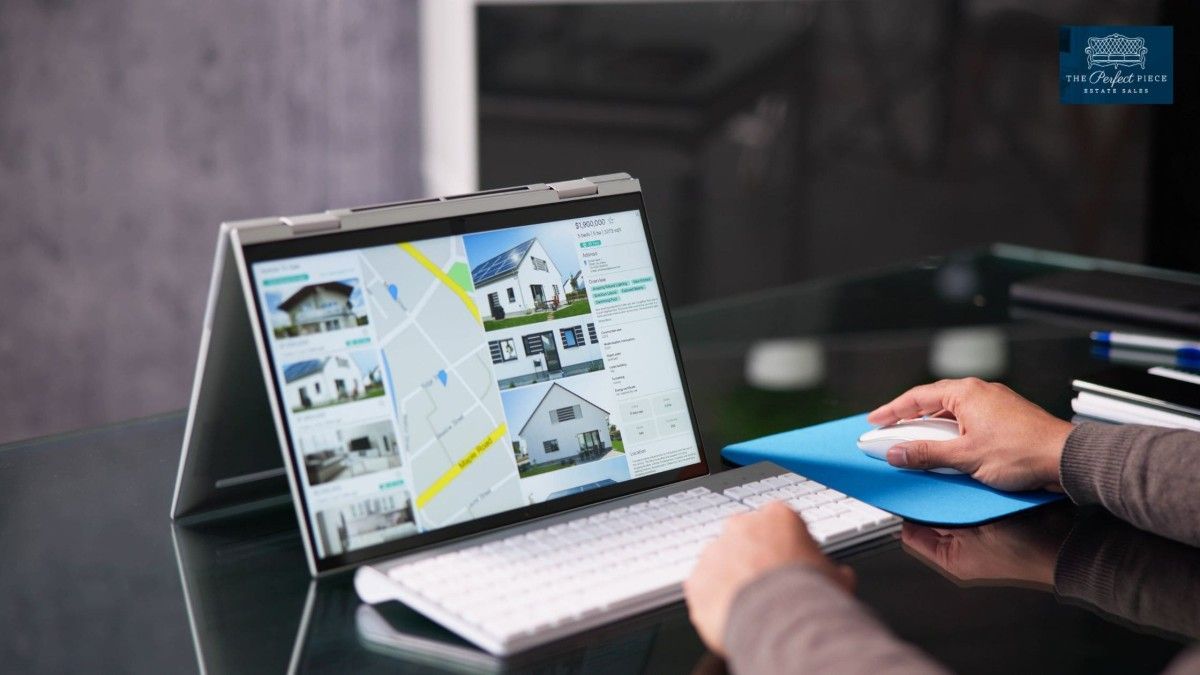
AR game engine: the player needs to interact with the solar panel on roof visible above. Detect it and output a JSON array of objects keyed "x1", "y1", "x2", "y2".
[
  {"x1": 471, "y1": 238, "x2": 536, "y2": 286},
  {"x1": 283, "y1": 359, "x2": 324, "y2": 383}
]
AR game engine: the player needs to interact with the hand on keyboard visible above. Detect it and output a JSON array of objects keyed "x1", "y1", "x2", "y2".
[{"x1": 683, "y1": 502, "x2": 857, "y2": 657}]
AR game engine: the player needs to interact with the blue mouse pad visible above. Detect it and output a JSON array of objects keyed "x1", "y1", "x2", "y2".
[{"x1": 721, "y1": 413, "x2": 1063, "y2": 526}]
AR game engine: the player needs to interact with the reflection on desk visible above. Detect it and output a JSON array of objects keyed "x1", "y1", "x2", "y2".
[
  {"x1": 903, "y1": 507, "x2": 1200, "y2": 643},
  {"x1": 171, "y1": 508, "x2": 707, "y2": 674}
]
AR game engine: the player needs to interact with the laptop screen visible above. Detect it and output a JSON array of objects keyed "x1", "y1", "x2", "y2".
[{"x1": 246, "y1": 199, "x2": 704, "y2": 568}]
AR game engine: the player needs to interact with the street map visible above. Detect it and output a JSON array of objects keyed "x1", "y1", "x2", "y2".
[{"x1": 358, "y1": 238, "x2": 526, "y2": 528}]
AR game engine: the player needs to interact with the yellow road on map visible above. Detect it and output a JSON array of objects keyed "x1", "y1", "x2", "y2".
[
  {"x1": 416, "y1": 423, "x2": 508, "y2": 508},
  {"x1": 398, "y1": 242, "x2": 481, "y2": 325}
]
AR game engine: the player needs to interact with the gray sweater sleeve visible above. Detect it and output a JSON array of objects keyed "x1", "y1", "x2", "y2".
[
  {"x1": 724, "y1": 564, "x2": 949, "y2": 675},
  {"x1": 1060, "y1": 422, "x2": 1200, "y2": 547}
]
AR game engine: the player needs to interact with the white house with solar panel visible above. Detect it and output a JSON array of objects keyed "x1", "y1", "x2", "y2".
[
  {"x1": 470, "y1": 238, "x2": 567, "y2": 321},
  {"x1": 515, "y1": 383, "x2": 613, "y2": 469},
  {"x1": 283, "y1": 356, "x2": 365, "y2": 412}
]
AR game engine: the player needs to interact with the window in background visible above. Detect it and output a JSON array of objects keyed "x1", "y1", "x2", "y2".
[{"x1": 475, "y1": 0, "x2": 1160, "y2": 304}]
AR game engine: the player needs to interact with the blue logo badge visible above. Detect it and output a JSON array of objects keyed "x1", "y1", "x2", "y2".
[{"x1": 1060, "y1": 26, "x2": 1173, "y2": 104}]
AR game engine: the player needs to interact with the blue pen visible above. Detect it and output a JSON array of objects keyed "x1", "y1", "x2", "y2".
[
  {"x1": 1090, "y1": 331, "x2": 1200, "y2": 360},
  {"x1": 1091, "y1": 345, "x2": 1200, "y2": 371}
]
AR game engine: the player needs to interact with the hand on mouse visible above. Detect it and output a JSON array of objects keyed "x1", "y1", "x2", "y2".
[
  {"x1": 867, "y1": 378, "x2": 1073, "y2": 491},
  {"x1": 683, "y1": 502, "x2": 855, "y2": 656}
]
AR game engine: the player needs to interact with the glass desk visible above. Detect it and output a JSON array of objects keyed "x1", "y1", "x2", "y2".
[{"x1": 3, "y1": 245, "x2": 1197, "y2": 673}]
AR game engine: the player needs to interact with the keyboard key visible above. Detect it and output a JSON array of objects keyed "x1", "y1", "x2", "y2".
[
  {"x1": 808, "y1": 517, "x2": 860, "y2": 545},
  {"x1": 723, "y1": 486, "x2": 755, "y2": 500},
  {"x1": 800, "y1": 507, "x2": 831, "y2": 523},
  {"x1": 809, "y1": 492, "x2": 836, "y2": 506},
  {"x1": 717, "y1": 502, "x2": 751, "y2": 516},
  {"x1": 738, "y1": 481, "x2": 770, "y2": 495},
  {"x1": 786, "y1": 497, "x2": 814, "y2": 511},
  {"x1": 743, "y1": 494, "x2": 773, "y2": 508},
  {"x1": 791, "y1": 483, "x2": 820, "y2": 496}
]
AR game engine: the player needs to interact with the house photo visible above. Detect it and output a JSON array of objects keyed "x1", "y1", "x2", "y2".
[
  {"x1": 267, "y1": 279, "x2": 368, "y2": 339},
  {"x1": 487, "y1": 316, "x2": 605, "y2": 389},
  {"x1": 502, "y1": 379, "x2": 623, "y2": 478},
  {"x1": 296, "y1": 419, "x2": 402, "y2": 486},
  {"x1": 464, "y1": 225, "x2": 591, "y2": 332},
  {"x1": 282, "y1": 351, "x2": 383, "y2": 413},
  {"x1": 312, "y1": 492, "x2": 417, "y2": 557}
]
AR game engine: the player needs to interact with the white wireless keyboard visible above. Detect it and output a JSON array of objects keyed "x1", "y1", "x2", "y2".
[{"x1": 356, "y1": 470, "x2": 900, "y2": 655}]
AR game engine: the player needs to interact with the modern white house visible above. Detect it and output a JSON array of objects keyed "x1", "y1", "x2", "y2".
[
  {"x1": 283, "y1": 356, "x2": 365, "y2": 411},
  {"x1": 470, "y1": 238, "x2": 567, "y2": 320},
  {"x1": 487, "y1": 316, "x2": 604, "y2": 388},
  {"x1": 276, "y1": 281, "x2": 360, "y2": 336},
  {"x1": 515, "y1": 382, "x2": 613, "y2": 468}
]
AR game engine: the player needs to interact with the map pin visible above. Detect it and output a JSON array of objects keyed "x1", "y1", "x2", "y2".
[{"x1": 387, "y1": 284, "x2": 399, "y2": 302}]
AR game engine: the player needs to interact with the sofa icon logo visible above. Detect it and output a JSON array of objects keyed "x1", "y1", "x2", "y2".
[
  {"x1": 1085, "y1": 33, "x2": 1147, "y2": 70},
  {"x1": 1060, "y1": 26, "x2": 1172, "y2": 104}
]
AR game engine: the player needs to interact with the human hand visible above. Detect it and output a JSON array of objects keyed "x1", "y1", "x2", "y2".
[
  {"x1": 900, "y1": 509, "x2": 1072, "y2": 590},
  {"x1": 867, "y1": 378, "x2": 1073, "y2": 491},
  {"x1": 683, "y1": 502, "x2": 855, "y2": 656}
]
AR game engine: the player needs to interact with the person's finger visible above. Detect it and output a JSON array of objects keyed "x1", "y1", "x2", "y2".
[
  {"x1": 761, "y1": 500, "x2": 794, "y2": 517},
  {"x1": 720, "y1": 512, "x2": 750, "y2": 537},
  {"x1": 900, "y1": 522, "x2": 945, "y2": 560},
  {"x1": 834, "y1": 564, "x2": 857, "y2": 592},
  {"x1": 887, "y1": 437, "x2": 972, "y2": 472},
  {"x1": 786, "y1": 510, "x2": 823, "y2": 551},
  {"x1": 867, "y1": 380, "x2": 961, "y2": 425}
]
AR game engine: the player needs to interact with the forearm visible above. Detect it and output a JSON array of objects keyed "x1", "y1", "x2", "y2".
[
  {"x1": 1060, "y1": 423, "x2": 1200, "y2": 547},
  {"x1": 725, "y1": 564, "x2": 948, "y2": 675}
]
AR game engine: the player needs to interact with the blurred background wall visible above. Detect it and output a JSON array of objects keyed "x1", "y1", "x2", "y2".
[
  {"x1": 0, "y1": 0, "x2": 422, "y2": 444},
  {"x1": 2, "y1": 0, "x2": 1195, "y2": 445}
]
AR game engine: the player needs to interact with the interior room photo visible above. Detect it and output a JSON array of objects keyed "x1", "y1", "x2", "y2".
[{"x1": 2, "y1": 1, "x2": 1198, "y2": 673}]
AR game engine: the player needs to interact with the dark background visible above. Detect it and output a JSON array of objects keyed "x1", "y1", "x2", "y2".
[{"x1": 2, "y1": 0, "x2": 1196, "y2": 444}]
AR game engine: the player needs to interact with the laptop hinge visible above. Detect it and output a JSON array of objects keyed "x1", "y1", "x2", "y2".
[
  {"x1": 547, "y1": 178, "x2": 598, "y2": 199},
  {"x1": 280, "y1": 213, "x2": 342, "y2": 235}
]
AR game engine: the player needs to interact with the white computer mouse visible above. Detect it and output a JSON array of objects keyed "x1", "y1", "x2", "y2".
[{"x1": 857, "y1": 418, "x2": 964, "y2": 475}]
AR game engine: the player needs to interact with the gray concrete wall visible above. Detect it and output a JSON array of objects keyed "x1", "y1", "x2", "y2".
[{"x1": 0, "y1": 0, "x2": 422, "y2": 444}]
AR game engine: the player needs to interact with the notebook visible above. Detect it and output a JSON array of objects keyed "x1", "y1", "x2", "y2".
[{"x1": 1071, "y1": 366, "x2": 1200, "y2": 430}]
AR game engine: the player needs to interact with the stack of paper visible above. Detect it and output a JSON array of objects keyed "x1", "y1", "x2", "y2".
[{"x1": 1071, "y1": 367, "x2": 1200, "y2": 431}]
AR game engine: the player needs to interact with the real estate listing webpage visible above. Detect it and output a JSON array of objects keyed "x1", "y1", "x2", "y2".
[{"x1": 252, "y1": 209, "x2": 701, "y2": 560}]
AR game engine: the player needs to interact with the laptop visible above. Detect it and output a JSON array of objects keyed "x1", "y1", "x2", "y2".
[{"x1": 172, "y1": 173, "x2": 900, "y2": 655}]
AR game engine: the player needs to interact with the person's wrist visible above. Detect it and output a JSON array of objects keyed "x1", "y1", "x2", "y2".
[{"x1": 1042, "y1": 419, "x2": 1073, "y2": 487}]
